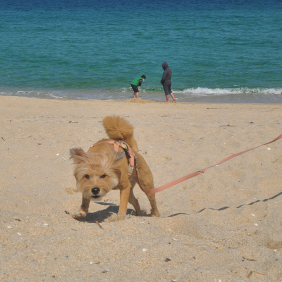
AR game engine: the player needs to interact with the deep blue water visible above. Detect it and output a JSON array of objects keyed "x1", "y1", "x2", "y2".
[{"x1": 1, "y1": 0, "x2": 282, "y2": 102}]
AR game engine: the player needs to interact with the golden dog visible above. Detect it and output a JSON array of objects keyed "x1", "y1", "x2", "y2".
[{"x1": 70, "y1": 115, "x2": 159, "y2": 219}]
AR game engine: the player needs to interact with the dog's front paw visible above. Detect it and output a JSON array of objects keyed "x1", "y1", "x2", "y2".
[{"x1": 72, "y1": 211, "x2": 86, "y2": 219}]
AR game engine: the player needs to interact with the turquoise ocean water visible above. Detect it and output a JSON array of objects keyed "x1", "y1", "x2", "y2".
[{"x1": 1, "y1": 0, "x2": 282, "y2": 102}]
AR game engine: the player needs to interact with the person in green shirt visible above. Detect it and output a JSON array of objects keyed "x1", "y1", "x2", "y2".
[{"x1": 130, "y1": 75, "x2": 146, "y2": 98}]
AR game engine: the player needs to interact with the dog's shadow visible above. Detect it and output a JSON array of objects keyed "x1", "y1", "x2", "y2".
[{"x1": 76, "y1": 202, "x2": 136, "y2": 223}]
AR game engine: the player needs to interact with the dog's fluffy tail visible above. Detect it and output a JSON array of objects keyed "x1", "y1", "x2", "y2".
[{"x1": 102, "y1": 115, "x2": 138, "y2": 151}]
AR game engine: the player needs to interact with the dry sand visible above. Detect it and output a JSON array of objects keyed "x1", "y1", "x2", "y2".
[{"x1": 0, "y1": 96, "x2": 281, "y2": 281}]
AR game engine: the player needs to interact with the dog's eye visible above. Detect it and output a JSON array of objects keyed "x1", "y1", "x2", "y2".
[
  {"x1": 100, "y1": 174, "x2": 107, "y2": 179},
  {"x1": 85, "y1": 174, "x2": 90, "y2": 179}
]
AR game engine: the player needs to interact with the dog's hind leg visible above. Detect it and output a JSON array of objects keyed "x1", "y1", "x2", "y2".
[
  {"x1": 128, "y1": 178, "x2": 142, "y2": 216},
  {"x1": 129, "y1": 188, "x2": 142, "y2": 216},
  {"x1": 146, "y1": 193, "x2": 160, "y2": 217},
  {"x1": 138, "y1": 172, "x2": 160, "y2": 216},
  {"x1": 137, "y1": 164, "x2": 160, "y2": 217}
]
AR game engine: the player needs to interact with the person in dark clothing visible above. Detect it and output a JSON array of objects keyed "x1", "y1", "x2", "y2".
[
  {"x1": 160, "y1": 62, "x2": 176, "y2": 102},
  {"x1": 130, "y1": 75, "x2": 146, "y2": 98}
]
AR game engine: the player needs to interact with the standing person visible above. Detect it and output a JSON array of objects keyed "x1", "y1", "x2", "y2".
[
  {"x1": 130, "y1": 75, "x2": 146, "y2": 98},
  {"x1": 160, "y1": 62, "x2": 176, "y2": 103}
]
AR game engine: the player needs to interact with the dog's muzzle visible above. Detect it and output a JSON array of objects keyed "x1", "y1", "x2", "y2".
[{"x1": 91, "y1": 187, "x2": 100, "y2": 198}]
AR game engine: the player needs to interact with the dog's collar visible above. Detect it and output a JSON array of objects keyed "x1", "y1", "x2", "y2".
[{"x1": 91, "y1": 140, "x2": 136, "y2": 175}]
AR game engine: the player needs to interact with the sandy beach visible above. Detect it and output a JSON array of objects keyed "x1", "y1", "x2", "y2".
[{"x1": 0, "y1": 96, "x2": 281, "y2": 281}]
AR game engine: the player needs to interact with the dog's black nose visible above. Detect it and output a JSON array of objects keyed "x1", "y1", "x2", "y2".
[{"x1": 91, "y1": 187, "x2": 100, "y2": 195}]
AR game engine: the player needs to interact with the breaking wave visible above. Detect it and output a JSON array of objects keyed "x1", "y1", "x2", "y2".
[{"x1": 174, "y1": 87, "x2": 282, "y2": 96}]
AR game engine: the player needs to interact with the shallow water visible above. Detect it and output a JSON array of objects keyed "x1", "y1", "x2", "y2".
[{"x1": 1, "y1": 0, "x2": 282, "y2": 103}]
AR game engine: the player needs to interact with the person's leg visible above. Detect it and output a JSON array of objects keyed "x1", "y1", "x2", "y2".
[
  {"x1": 132, "y1": 85, "x2": 139, "y2": 98},
  {"x1": 165, "y1": 94, "x2": 169, "y2": 102},
  {"x1": 170, "y1": 92, "x2": 176, "y2": 102},
  {"x1": 163, "y1": 84, "x2": 170, "y2": 102}
]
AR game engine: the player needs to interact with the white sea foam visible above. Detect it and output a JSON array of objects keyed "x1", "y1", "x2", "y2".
[
  {"x1": 174, "y1": 87, "x2": 282, "y2": 96},
  {"x1": 1, "y1": 87, "x2": 282, "y2": 103}
]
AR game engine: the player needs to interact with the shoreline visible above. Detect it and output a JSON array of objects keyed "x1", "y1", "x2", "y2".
[
  {"x1": 1, "y1": 96, "x2": 281, "y2": 281},
  {"x1": 2, "y1": 94, "x2": 282, "y2": 105},
  {"x1": 1, "y1": 94, "x2": 282, "y2": 105},
  {"x1": 1, "y1": 86, "x2": 282, "y2": 103}
]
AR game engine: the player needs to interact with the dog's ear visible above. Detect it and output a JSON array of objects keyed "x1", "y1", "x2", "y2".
[{"x1": 70, "y1": 148, "x2": 88, "y2": 164}]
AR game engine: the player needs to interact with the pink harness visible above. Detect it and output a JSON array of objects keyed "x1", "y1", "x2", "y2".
[{"x1": 91, "y1": 140, "x2": 136, "y2": 176}]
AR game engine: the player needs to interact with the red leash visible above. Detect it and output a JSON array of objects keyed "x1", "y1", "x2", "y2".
[{"x1": 137, "y1": 133, "x2": 282, "y2": 194}]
